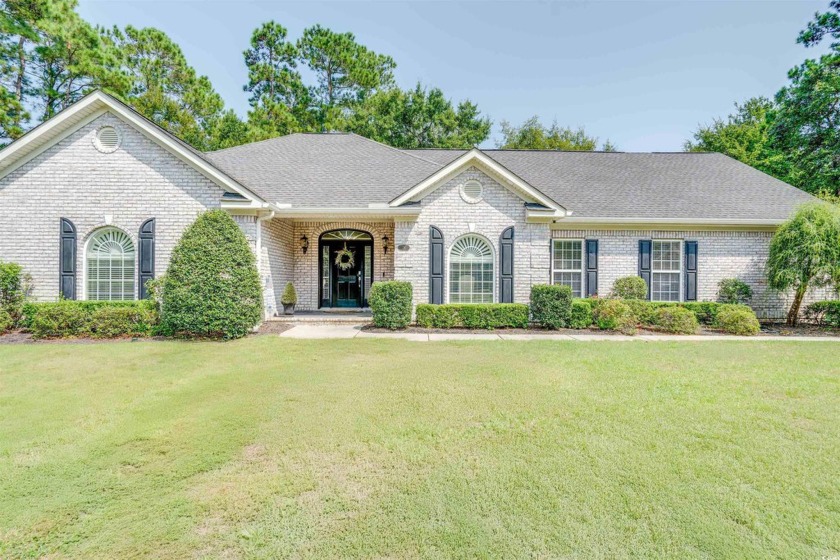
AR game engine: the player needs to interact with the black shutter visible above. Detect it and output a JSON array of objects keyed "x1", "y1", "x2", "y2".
[
  {"x1": 138, "y1": 218, "x2": 155, "y2": 299},
  {"x1": 684, "y1": 240, "x2": 697, "y2": 301},
  {"x1": 638, "y1": 240, "x2": 652, "y2": 300},
  {"x1": 499, "y1": 226, "x2": 514, "y2": 303},
  {"x1": 429, "y1": 226, "x2": 444, "y2": 304},
  {"x1": 585, "y1": 239, "x2": 598, "y2": 297},
  {"x1": 59, "y1": 218, "x2": 76, "y2": 300}
]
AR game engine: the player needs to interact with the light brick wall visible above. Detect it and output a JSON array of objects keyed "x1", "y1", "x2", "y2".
[
  {"x1": 552, "y1": 229, "x2": 836, "y2": 320},
  {"x1": 394, "y1": 167, "x2": 551, "y2": 308},
  {"x1": 259, "y1": 218, "x2": 295, "y2": 316},
  {"x1": 0, "y1": 113, "x2": 224, "y2": 301}
]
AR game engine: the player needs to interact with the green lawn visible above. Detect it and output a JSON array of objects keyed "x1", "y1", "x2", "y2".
[{"x1": 0, "y1": 338, "x2": 838, "y2": 559}]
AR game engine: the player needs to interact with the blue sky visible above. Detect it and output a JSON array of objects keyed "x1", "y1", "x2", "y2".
[{"x1": 77, "y1": 0, "x2": 831, "y2": 152}]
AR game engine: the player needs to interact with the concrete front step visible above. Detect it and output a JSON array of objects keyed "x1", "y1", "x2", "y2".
[{"x1": 268, "y1": 312, "x2": 372, "y2": 324}]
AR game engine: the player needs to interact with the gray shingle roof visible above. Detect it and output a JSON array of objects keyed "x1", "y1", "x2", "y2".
[
  {"x1": 205, "y1": 133, "x2": 815, "y2": 220},
  {"x1": 206, "y1": 133, "x2": 441, "y2": 208}
]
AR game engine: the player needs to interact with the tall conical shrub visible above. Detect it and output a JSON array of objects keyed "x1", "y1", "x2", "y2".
[{"x1": 160, "y1": 210, "x2": 262, "y2": 338}]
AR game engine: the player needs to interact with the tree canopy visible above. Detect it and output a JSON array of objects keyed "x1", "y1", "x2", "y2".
[
  {"x1": 498, "y1": 116, "x2": 615, "y2": 151},
  {"x1": 686, "y1": 1, "x2": 840, "y2": 196}
]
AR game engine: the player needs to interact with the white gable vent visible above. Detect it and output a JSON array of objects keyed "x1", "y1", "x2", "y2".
[
  {"x1": 94, "y1": 126, "x2": 120, "y2": 153},
  {"x1": 460, "y1": 179, "x2": 483, "y2": 203}
]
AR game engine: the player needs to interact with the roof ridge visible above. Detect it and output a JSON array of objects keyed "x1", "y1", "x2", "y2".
[
  {"x1": 345, "y1": 132, "x2": 444, "y2": 166},
  {"x1": 205, "y1": 133, "x2": 300, "y2": 155}
]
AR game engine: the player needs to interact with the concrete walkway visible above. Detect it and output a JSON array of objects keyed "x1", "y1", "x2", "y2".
[{"x1": 277, "y1": 324, "x2": 840, "y2": 342}]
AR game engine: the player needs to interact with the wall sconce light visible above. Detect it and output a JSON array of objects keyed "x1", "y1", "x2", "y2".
[
  {"x1": 382, "y1": 235, "x2": 390, "y2": 254},
  {"x1": 300, "y1": 235, "x2": 309, "y2": 254}
]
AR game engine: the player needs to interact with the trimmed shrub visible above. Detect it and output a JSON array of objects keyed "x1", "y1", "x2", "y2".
[
  {"x1": 0, "y1": 260, "x2": 31, "y2": 325},
  {"x1": 570, "y1": 299, "x2": 593, "y2": 329},
  {"x1": 717, "y1": 278, "x2": 753, "y2": 304},
  {"x1": 593, "y1": 299, "x2": 636, "y2": 334},
  {"x1": 0, "y1": 307, "x2": 12, "y2": 334},
  {"x1": 530, "y1": 284, "x2": 573, "y2": 329},
  {"x1": 280, "y1": 282, "x2": 297, "y2": 305},
  {"x1": 369, "y1": 281, "x2": 412, "y2": 329},
  {"x1": 714, "y1": 304, "x2": 761, "y2": 335},
  {"x1": 89, "y1": 304, "x2": 158, "y2": 338},
  {"x1": 611, "y1": 276, "x2": 647, "y2": 300},
  {"x1": 160, "y1": 210, "x2": 262, "y2": 339},
  {"x1": 804, "y1": 300, "x2": 840, "y2": 327},
  {"x1": 654, "y1": 306, "x2": 699, "y2": 334},
  {"x1": 26, "y1": 301, "x2": 158, "y2": 338},
  {"x1": 415, "y1": 304, "x2": 529, "y2": 329},
  {"x1": 680, "y1": 302, "x2": 723, "y2": 325}
]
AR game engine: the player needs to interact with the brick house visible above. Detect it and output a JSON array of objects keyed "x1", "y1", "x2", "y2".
[{"x1": 0, "y1": 92, "x2": 826, "y2": 320}]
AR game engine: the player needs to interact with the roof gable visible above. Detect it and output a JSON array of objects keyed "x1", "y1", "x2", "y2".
[
  {"x1": 0, "y1": 91, "x2": 264, "y2": 205},
  {"x1": 390, "y1": 148, "x2": 566, "y2": 215}
]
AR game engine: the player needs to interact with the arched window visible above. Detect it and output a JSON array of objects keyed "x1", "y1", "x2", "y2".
[
  {"x1": 86, "y1": 228, "x2": 135, "y2": 301},
  {"x1": 449, "y1": 235, "x2": 493, "y2": 304}
]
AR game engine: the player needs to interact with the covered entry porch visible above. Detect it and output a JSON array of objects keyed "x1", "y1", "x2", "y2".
[{"x1": 258, "y1": 219, "x2": 396, "y2": 316}]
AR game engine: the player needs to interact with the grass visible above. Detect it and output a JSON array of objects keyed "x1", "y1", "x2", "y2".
[{"x1": 0, "y1": 338, "x2": 838, "y2": 559}]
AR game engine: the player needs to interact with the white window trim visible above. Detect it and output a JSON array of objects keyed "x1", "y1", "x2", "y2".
[
  {"x1": 650, "y1": 239, "x2": 683, "y2": 302},
  {"x1": 82, "y1": 227, "x2": 137, "y2": 301},
  {"x1": 446, "y1": 234, "x2": 495, "y2": 304},
  {"x1": 551, "y1": 239, "x2": 585, "y2": 298}
]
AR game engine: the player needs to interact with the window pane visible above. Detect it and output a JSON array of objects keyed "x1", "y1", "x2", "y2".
[
  {"x1": 652, "y1": 241, "x2": 681, "y2": 272},
  {"x1": 450, "y1": 235, "x2": 493, "y2": 304},
  {"x1": 651, "y1": 272, "x2": 680, "y2": 302},
  {"x1": 553, "y1": 240, "x2": 582, "y2": 270},
  {"x1": 86, "y1": 228, "x2": 135, "y2": 301}
]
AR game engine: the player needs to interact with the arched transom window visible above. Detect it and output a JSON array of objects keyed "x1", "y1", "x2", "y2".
[
  {"x1": 449, "y1": 235, "x2": 493, "y2": 304},
  {"x1": 87, "y1": 228, "x2": 135, "y2": 301}
]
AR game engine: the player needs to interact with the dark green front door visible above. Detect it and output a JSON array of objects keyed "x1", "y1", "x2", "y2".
[{"x1": 319, "y1": 232, "x2": 373, "y2": 308}]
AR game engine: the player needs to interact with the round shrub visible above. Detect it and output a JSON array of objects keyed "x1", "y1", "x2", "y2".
[
  {"x1": 717, "y1": 278, "x2": 753, "y2": 305},
  {"x1": 804, "y1": 300, "x2": 840, "y2": 327},
  {"x1": 570, "y1": 299, "x2": 593, "y2": 329},
  {"x1": 530, "y1": 284, "x2": 572, "y2": 329},
  {"x1": 369, "y1": 281, "x2": 413, "y2": 329},
  {"x1": 715, "y1": 304, "x2": 761, "y2": 336},
  {"x1": 593, "y1": 299, "x2": 636, "y2": 334},
  {"x1": 611, "y1": 276, "x2": 647, "y2": 300},
  {"x1": 280, "y1": 282, "x2": 297, "y2": 305},
  {"x1": 654, "y1": 306, "x2": 699, "y2": 334},
  {"x1": 160, "y1": 210, "x2": 262, "y2": 339}
]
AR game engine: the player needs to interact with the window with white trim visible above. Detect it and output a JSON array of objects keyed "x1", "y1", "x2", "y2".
[
  {"x1": 551, "y1": 239, "x2": 583, "y2": 297},
  {"x1": 449, "y1": 235, "x2": 493, "y2": 303},
  {"x1": 651, "y1": 240, "x2": 681, "y2": 302},
  {"x1": 86, "y1": 228, "x2": 135, "y2": 301}
]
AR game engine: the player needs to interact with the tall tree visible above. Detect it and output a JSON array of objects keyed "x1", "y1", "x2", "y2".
[
  {"x1": 111, "y1": 25, "x2": 224, "y2": 149},
  {"x1": 0, "y1": 0, "x2": 44, "y2": 140},
  {"x1": 685, "y1": 97, "x2": 796, "y2": 183},
  {"x1": 297, "y1": 24, "x2": 395, "y2": 125},
  {"x1": 34, "y1": 1, "x2": 127, "y2": 119},
  {"x1": 498, "y1": 116, "x2": 615, "y2": 151},
  {"x1": 344, "y1": 83, "x2": 490, "y2": 149},
  {"x1": 771, "y1": 1, "x2": 840, "y2": 195},
  {"x1": 243, "y1": 21, "x2": 308, "y2": 136}
]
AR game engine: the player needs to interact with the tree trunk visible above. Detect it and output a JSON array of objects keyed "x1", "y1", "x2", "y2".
[{"x1": 786, "y1": 283, "x2": 807, "y2": 326}]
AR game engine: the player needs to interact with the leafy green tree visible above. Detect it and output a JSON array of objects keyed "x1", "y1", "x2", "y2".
[
  {"x1": 685, "y1": 97, "x2": 795, "y2": 183},
  {"x1": 498, "y1": 116, "x2": 615, "y2": 151},
  {"x1": 344, "y1": 83, "x2": 490, "y2": 148},
  {"x1": 111, "y1": 25, "x2": 224, "y2": 149},
  {"x1": 0, "y1": 0, "x2": 43, "y2": 140},
  {"x1": 297, "y1": 24, "x2": 395, "y2": 125},
  {"x1": 767, "y1": 203, "x2": 840, "y2": 325},
  {"x1": 798, "y1": 0, "x2": 840, "y2": 50},
  {"x1": 206, "y1": 109, "x2": 256, "y2": 151},
  {"x1": 34, "y1": 1, "x2": 127, "y2": 119},
  {"x1": 243, "y1": 21, "x2": 309, "y2": 136},
  {"x1": 770, "y1": 1, "x2": 840, "y2": 195}
]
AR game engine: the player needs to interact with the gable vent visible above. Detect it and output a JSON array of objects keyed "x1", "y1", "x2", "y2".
[
  {"x1": 460, "y1": 179, "x2": 483, "y2": 203},
  {"x1": 94, "y1": 126, "x2": 120, "y2": 153}
]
